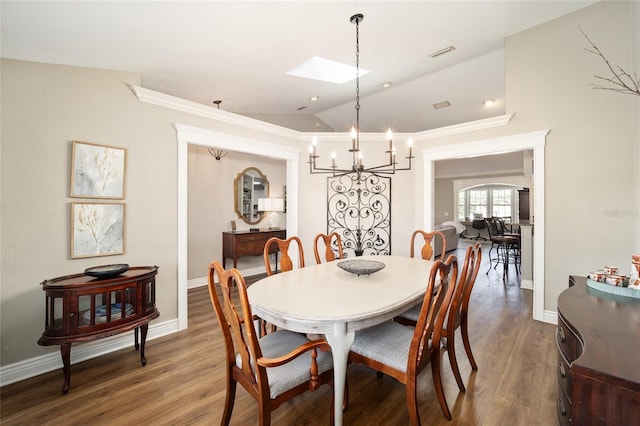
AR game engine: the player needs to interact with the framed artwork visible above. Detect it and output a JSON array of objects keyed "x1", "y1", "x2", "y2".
[
  {"x1": 71, "y1": 202, "x2": 126, "y2": 258},
  {"x1": 70, "y1": 141, "x2": 127, "y2": 199}
]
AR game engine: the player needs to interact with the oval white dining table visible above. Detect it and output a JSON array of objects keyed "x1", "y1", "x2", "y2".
[{"x1": 247, "y1": 255, "x2": 433, "y2": 426}]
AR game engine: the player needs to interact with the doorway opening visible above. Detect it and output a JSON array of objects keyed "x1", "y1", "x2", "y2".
[
  {"x1": 176, "y1": 124, "x2": 300, "y2": 330},
  {"x1": 421, "y1": 130, "x2": 548, "y2": 322}
]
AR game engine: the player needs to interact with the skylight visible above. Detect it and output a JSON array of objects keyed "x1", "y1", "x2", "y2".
[{"x1": 286, "y1": 56, "x2": 370, "y2": 84}]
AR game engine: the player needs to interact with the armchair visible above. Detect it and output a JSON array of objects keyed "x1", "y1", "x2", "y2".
[{"x1": 207, "y1": 261, "x2": 334, "y2": 425}]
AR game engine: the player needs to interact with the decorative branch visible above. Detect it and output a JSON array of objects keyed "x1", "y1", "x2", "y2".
[{"x1": 580, "y1": 26, "x2": 640, "y2": 97}]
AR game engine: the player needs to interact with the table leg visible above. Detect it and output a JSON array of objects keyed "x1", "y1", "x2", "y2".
[
  {"x1": 60, "y1": 342, "x2": 72, "y2": 394},
  {"x1": 139, "y1": 323, "x2": 149, "y2": 366},
  {"x1": 325, "y1": 323, "x2": 354, "y2": 426}
]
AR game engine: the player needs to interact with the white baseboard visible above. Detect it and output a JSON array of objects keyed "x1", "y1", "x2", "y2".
[
  {"x1": 187, "y1": 276, "x2": 207, "y2": 289},
  {"x1": 520, "y1": 279, "x2": 533, "y2": 290},
  {"x1": 0, "y1": 319, "x2": 178, "y2": 387},
  {"x1": 543, "y1": 309, "x2": 558, "y2": 325}
]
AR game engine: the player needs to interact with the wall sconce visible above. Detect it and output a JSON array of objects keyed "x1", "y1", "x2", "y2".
[{"x1": 258, "y1": 198, "x2": 285, "y2": 229}]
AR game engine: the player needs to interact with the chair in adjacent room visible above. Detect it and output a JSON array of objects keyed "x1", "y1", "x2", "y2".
[
  {"x1": 348, "y1": 255, "x2": 459, "y2": 423},
  {"x1": 263, "y1": 235, "x2": 305, "y2": 276},
  {"x1": 394, "y1": 229, "x2": 447, "y2": 326},
  {"x1": 441, "y1": 242, "x2": 482, "y2": 393},
  {"x1": 207, "y1": 261, "x2": 334, "y2": 425},
  {"x1": 470, "y1": 218, "x2": 488, "y2": 241},
  {"x1": 313, "y1": 231, "x2": 344, "y2": 264},
  {"x1": 484, "y1": 217, "x2": 520, "y2": 278}
]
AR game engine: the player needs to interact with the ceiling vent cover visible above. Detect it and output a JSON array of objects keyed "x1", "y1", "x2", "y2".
[
  {"x1": 430, "y1": 46, "x2": 456, "y2": 58},
  {"x1": 432, "y1": 100, "x2": 451, "y2": 110}
]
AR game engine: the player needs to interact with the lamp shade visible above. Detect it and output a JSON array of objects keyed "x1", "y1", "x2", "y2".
[{"x1": 258, "y1": 198, "x2": 285, "y2": 212}]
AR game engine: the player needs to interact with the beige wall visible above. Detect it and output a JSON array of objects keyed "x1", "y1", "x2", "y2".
[
  {"x1": 187, "y1": 146, "x2": 285, "y2": 279},
  {"x1": 508, "y1": 0, "x2": 637, "y2": 308},
  {"x1": 0, "y1": 59, "x2": 298, "y2": 366}
]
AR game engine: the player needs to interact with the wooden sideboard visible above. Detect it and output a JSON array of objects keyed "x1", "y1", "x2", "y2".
[
  {"x1": 38, "y1": 266, "x2": 159, "y2": 394},
  {"x1": 556, "y1": 276, "x2": 640, "y2": 424},
  {"x1": 222, "y1": 229, "x2": 286, "y2": 268}
]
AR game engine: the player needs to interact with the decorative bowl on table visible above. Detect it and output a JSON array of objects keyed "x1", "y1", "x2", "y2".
[
  {"x1": 84, "y1": 264, "x2": 129, "y2": 279},
  {"x1": 337, "y1": 259, "x2": 385, "y2": 276}
]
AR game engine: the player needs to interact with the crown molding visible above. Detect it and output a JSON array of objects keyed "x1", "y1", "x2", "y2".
[
  {"x1": 129, "y1": 85, "x2": 302, "y2": 140},
  {"x1": 131, "y1": 85, "x2": 515, "y2": 143},
  {"x1": 414, "y1": 113, "x2": 514, "y2": 141}
]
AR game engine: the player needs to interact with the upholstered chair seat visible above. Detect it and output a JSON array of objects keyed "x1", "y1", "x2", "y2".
[
  {"x1": 394, "y1": 303, "x2": 421, "y2": 324},
  {"x1": 237, "y1": 330, "x2": 334, "y2": 399},
  {"x1": 350, "y1": 321, "x2": 434, "y2": 373}
]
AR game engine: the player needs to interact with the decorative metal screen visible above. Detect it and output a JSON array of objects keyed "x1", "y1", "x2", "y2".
[{"x1": 327, "y1": 172, "x2": 391, "y2": 257}]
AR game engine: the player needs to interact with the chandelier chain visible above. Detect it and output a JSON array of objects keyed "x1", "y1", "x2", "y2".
[{"x1": 355, "y1": 16, "x2": 360, "y2": 117}]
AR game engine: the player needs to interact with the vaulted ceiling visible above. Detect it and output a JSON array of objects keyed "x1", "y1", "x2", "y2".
[{"x1": 1, "y1": 1, "x2": 596, "y2": 132}]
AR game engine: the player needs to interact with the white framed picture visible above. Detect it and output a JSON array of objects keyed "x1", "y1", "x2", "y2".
[
  {"x1": 70, "y1": 141, "x2": 126, "y2": 199},
  {"x1": 71, "y1": 202, "x2": 126, "y2": 258}
]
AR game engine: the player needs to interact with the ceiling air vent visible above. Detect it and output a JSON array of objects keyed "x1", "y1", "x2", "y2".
[
  {"x1": 430, "y1": 46, "x2": 456, "y2": 58},
  {"x1": 432, "y1": 100, "x2": 451, "y2": 110},
  {"x1": 297, "y1": 105, "x2": 307, "y2": 111}
]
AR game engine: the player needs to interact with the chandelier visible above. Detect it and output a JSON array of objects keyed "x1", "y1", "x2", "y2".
[{"x1": 308, "y1": 13, "x2": 414, "y2": 177}]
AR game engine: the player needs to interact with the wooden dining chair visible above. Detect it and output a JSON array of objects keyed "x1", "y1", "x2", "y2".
[
  {"x1": 395, "y1": 229, "x2": 448, "y2": 326},
  {"x1": 313, "y1": 232, "x2": 344, "y2": 264},
  {"x1": 207, "y1": 260, "x2": 334, "y2": 426},
  {"x1": 348, "y1": 255, "x2": 458, "y2": 423},
  {"x1": 441, "y1": 242, "x2": 482, "y2": 393},
  {"x1": 263, "y1": 236, "x2": 305, "y2": 276},
  {"x1": 410, "y1": 229, "x2": 447, "y2": 261}
]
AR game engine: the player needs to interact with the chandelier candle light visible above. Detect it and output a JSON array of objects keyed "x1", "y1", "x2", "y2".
[{"x1": 308, "y1": 13, "x2": 414, "y2": 177}]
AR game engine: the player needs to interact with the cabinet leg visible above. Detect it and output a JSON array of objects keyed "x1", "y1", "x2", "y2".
[
  {"x1": 134, "y1": 327, "x2": 139, "y2": 350},
  {"x1": 61, "y1": 342, "x2": 72, "y2": 394},
  {"x1": 139, "y1": 323, "x2": 149, "y2": 366}
]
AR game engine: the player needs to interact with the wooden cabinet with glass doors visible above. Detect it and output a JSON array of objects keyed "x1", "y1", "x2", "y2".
[{"x1": 38, "y1": 266, "x2": 159, "y2": 393}]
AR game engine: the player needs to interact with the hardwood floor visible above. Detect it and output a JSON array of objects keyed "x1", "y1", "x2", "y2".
[{"x1": 1, "y1": 242, "x2": 558, "y2": 425}]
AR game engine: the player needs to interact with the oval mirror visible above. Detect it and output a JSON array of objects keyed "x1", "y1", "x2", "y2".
[{"x1": 234, "y1": 167, "x2": 269, "y2": 225}]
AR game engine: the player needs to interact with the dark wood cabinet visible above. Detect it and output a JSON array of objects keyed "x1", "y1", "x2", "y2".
[
  {"x1": 38, "y1": 266, "x2": 159, "y2": 394},
  {"x1": 222, "y1": 229, "x2": 286, "y2": 268},
  {"x1": 556, "y1": 276, "x2": 640, "y2": 424}
]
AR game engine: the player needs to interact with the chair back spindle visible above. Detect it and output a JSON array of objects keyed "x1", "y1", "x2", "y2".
[
  {"x1": 263, "y1": 236, "x2": 305, "y2": 276},
  {"x1": 313, "y1": 232, "x2": 344, "y2": 264},
  {"x1": 410, "y1": 229, "x2": 447, "y2": 261}
]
